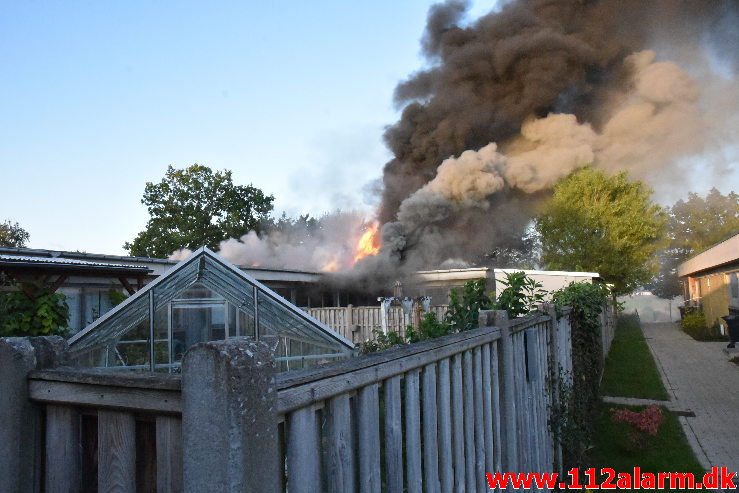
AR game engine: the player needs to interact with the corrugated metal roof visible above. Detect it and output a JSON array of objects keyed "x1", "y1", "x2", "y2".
[{"x1": 0, "y1": 255, "x2": 150, "y2": 271}]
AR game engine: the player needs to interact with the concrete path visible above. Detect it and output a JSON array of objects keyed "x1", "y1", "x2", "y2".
[{"x1": 642, "y1": 322, "x2": 739, "y2": 477}]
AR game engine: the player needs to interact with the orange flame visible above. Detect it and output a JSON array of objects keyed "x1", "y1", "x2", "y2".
[
  {"x1": 322, "y1": 259, "x2": 340, "y2": 272},
  {"x1": 354, "y1": 222, "x2": 380, "y2": 263}
]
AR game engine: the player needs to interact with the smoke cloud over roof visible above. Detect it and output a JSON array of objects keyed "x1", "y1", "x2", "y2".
[
  {"x1": 177, "y1": 0, "x2": 738, "y2": 285},
  {"x1": 377, "y1": 0, "x2": 739, "y2": 272}
]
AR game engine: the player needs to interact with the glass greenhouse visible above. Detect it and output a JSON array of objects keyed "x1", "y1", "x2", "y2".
[{"x1": 68, "y1": 247, "x2": 355, "y2": 372}]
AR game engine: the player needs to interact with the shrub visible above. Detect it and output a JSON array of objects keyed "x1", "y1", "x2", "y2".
[
  {"x1": 359, "y1": 329, "x2": 407, "y2": 354},
  {"x1": 406, "y1": 312, "x2": 449, "y2": 343},
  {"x1": 0, "y1": 281, "x2": 69, "y2": 337},
  {"x1": 445, "y1": 279, "x2": 493, "y2": 331},
  {"x1": 680, "y1": 310, "x2": 727, "y2": 341},
  {"x1": 611, "y1": 405, "x2": 665, "y2": 449},
  {"x1": 494, "y1": 271, "x2": 547, "y2": 319}
]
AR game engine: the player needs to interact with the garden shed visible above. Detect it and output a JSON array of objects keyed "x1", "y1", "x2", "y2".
[{"x1": 67, "y1": 247, "x2": 354, "y2": 372}]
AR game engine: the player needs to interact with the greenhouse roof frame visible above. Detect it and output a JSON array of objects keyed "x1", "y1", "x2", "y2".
[{"x1": 68, "y1": 247, "x2": 354, "y2": 368}]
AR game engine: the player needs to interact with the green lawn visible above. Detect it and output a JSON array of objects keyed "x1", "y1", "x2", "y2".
[
  {"x1": 587, "y1": 314, "x2": 705, "y2": 491},
  {"x1": 600, "y1": 314, "x2": 669, "y2": 400},
  {"x1": 589, "y1": 403, "x2": 705, "y2": 492}
]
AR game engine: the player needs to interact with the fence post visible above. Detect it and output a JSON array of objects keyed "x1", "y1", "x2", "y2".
[
  {"x1": 543, "y1": 303, "x2": 563, "y2": 475},
  {"x1": 0, "y1": 336, "x2": 68, "y2": 493},
  {"x1": 182, "y1": 339, "x2": 280, "y2": 493},
  {"x1": 481, "y1": 310, "x2": 518, "y2": 477}
]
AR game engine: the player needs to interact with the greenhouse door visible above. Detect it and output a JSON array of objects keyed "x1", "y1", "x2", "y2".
[{"x1": 170, "y1": 301, "x2": 228, "y2": 363}]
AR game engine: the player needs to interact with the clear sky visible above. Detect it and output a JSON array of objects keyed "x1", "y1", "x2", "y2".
[{"x1": 0, "y1": 1, "x2": 494, "y2": 254}]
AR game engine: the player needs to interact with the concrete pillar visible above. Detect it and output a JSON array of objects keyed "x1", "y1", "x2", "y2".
[
  {"x1": 0, "y1": 336, "x2": 68, "y2": 493},
  {"x1": 378, "y1": 297, "x2": 394, "y2": 334},
  {"x1": 400, "y1": 297, "x2": 414, "y2": 329},
  {"x1": 182, "y1": 339, "x2": 280, "y2": 493}
]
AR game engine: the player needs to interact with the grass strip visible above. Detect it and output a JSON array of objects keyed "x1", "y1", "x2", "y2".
[
  {"x1": 600, "y1": 314, "x2": 669, "y2": 400},
  {"x1": 589, "y1": 403, "x2": 705, "y2": 492}
]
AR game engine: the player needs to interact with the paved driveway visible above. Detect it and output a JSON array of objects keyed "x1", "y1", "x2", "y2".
[{"x1": 642, "y1": 322, "x2": 739, "y2": 476}]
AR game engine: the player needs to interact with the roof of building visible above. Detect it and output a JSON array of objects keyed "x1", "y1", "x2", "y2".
[
  {"x1": 0, "y1": 254, "x2": 151, "y2": 276},
  {"x1": 415, "y1": 267, "x2": 599, "y2": 282},
  {"x1": 677, "y1": 232, "x2": 739, "y2": 277},
  {"x1": 0, "y1": 246, "x2": 324, "y2": 281}
]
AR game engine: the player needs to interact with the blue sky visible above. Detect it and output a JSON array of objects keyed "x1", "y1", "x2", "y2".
[{"x1": 1, "y1": 1, "x2": 495, "y2": 254}]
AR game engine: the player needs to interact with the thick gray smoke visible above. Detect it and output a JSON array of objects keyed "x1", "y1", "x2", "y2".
[
  {"x1": 378, "y1": 0, "x2": 739, "y2": 271},
  {"x1": 171, "y1": 211, "x2": 375, "y2": 272}
]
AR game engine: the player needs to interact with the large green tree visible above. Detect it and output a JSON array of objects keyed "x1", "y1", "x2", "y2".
[
  {"x1": 647, "y1": 188, "x2": 739, "y2": 298},
  {"x1": 0, "y1": 220, "x2": 30, "y2": 247},
  {"x1": 535, "y1": 168, "x2": 665, "y2": 295},
  {"x1": 125, "y1": 164, "x2": 274, "y2": 257}
]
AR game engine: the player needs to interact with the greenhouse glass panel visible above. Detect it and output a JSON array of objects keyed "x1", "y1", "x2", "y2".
[{"x1": 67, "y1": 247, "x2": 354, "y2": 372}]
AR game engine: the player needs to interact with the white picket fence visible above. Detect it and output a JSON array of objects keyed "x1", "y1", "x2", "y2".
[{"x1": 306, "y1": 305, "x2": 449, "y2": 343}]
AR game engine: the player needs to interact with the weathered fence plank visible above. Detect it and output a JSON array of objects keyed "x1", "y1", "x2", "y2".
[
  {"x1": 462, "y1": 350, "x2": 476, "y2": 493},
  {"x1": 287, "y1": 406, "x2": 322, "y2": 493},
  {"x1": 405, "y1": 370, "x2": 422, "y2": 493},
  {"x1": 451, "y1": 353, "x2": 465, "y2": 493},
  {"x1": 326, "y1": 394, "x2": 355, "y2": 493},
  {"x1": 45, "y1": 405, "x2": 81, "y2": 493},
  {"x1": 98, "y1": 410, "x2": 136, "y2": 493},
  {"x1": 357, "y1": 383, "x2": 381, "y2": 493},
  {"x1": 383, "y1": 376, "x2": 403, "y2": 493},
  {"x1": 489, "y1": 310, "x2": 518, "y2": 473},
  {"x1": 422, "y1": 363, "x2": 440, "y2": 493},
  {"x1": 481, "y1": 343, "x2": 495, "y2": 476},
  {"x1": 436, "y1": 358, "x2": 453, "y2": 493},
  {"x1": 156, "y1": 415, "x2": 182, "y2": 493}
]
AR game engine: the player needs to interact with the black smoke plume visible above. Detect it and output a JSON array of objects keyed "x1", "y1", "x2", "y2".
[{"x1": 376, "y1": 0, "x2": 739, "y2": 272}]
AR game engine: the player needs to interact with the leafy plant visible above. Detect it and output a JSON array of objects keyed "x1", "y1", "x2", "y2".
[
  {"x1": 611, "y1": 405, "x2": 665, "y2": 450},
  {"x1": 365, "y1": 274, "x2": 548, "y2": 353},
  {"x1": 359, "y1": 329, "x2": 407, "y2": 354},
  {"x1": 445, "y1": 279, "x2": 493, "y2": 332},
  {"x1": 0, "y1": 282, "x2": 69, "y2": 337},
  {"x1": 406, "y1": 312, "x2": 449, "y2": 343},
  {"x1": 680, "y1": 310, "x2": 726, "y2": 341},
  {"x1": 108, "y1": 288, "x2": 129, "y2": 307},
  {"x1": 494, "y1": 271, "x2": 547, "y2": 318}
]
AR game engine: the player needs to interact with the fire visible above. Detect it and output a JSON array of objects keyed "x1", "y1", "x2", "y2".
[
  {"x1": 354, "y1": 222, "x2": 380, "y2": 263},
  {"x1": 321, "y1": 259, "x2": 340, "y2": 272}
]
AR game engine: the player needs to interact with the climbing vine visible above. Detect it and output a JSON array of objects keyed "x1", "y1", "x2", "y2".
[
  {"x1": 551, "y1": 281, "x2": 610, "y2": 469},
  {"x1": 0, "y1": 280, "x2": 69, "y2": 337}
]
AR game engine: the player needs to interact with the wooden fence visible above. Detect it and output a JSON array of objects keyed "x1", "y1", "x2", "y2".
[
  {"x1": 305, "y1": 305, "x2": 449, "y2": 343},
  {"x1": 0, "y1": 305, "x2": 605, "y2": 493}
]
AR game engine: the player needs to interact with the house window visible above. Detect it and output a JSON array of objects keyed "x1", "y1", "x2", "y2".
[{"x1": 730, "y1": 273, "x2": 739, "y2": 299}]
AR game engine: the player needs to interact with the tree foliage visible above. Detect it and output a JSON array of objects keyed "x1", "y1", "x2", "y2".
[
  {"x1": 535, "y1": 168, "x2": 665, "y2": 296},
  {"x1": 0, "y1": 220, "x2": 30, "y2": 247},
  {"x1": 124, "y1": 164, "x2": 274, "y2": 257},
  {"x1": 647, "y1": 188, "x2": 739, "y2": 298}
]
